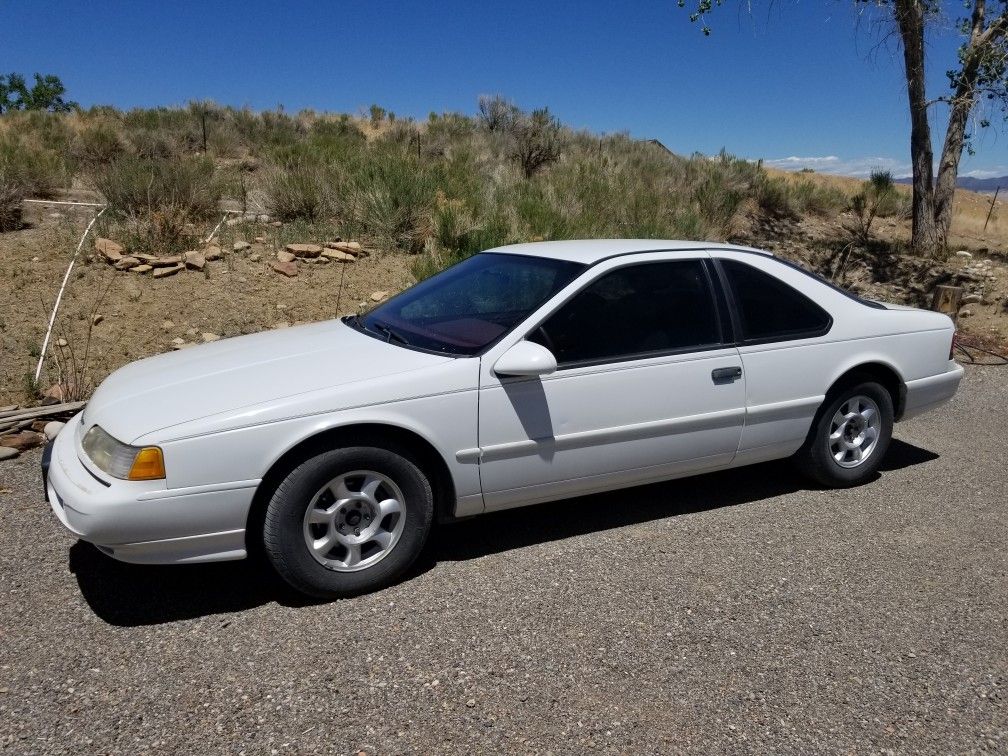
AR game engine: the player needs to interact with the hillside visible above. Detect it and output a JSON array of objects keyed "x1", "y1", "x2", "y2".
[
  {"x1": 895, "y1": 174, "x2": 1008, "y2": 194},
  {"x1": 0, "y1": 103, "x2": 1005, "y2": 405}
]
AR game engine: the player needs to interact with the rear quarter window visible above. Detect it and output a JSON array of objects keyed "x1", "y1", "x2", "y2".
[{"x1": 720, "y1": 259, "x2": 832, "y2": 343}]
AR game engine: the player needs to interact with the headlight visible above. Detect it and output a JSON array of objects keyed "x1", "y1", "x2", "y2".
[{"x1": 82, "y1": 425, "x2": 165, "y2": 481}]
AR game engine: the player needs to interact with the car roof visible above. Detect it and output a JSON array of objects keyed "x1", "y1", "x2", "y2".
[{"x1": 481, "y1": 239, "x2": 773, "y2": 265}]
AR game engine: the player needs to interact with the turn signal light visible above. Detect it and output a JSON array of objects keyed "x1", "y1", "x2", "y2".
[{"x1": 128, "y1": 447, "x2": 166, "y2": 481}]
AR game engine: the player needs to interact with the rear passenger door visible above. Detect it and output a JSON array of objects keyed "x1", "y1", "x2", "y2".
[{"x1": 476, "y1": 254, "x2": 747, "y2": 511}]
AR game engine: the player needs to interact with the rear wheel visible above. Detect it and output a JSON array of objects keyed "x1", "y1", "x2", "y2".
[
  {"x1": 263, "y1": 446, "x2": 433, "y2": 598},
  {"x1": 797, "y1": 381, "x2": 894, "y2": 488}
]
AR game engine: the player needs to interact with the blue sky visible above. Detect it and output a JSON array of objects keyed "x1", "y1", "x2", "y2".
[{"x1": 3, "y1": 0, "x2": 1006, "y2": 178}]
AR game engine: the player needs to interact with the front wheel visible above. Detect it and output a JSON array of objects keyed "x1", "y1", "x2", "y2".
[
  {"x1": 263, "y1": 446, "x2": 434, "y2": 598},
  {"x1": 796, "y1": 381, "x2": 894, "y2": 488}
]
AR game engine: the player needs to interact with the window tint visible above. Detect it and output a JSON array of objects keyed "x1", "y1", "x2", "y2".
[
  {"x1": 361, "y1": 253, "x2": 584, "y2": 356},
  {"x1": 529, "y1": 260, "x2": 721, "y2": 366},
  {"x1": 720, "y1": 259, "x2": 831, "y2": 342}
]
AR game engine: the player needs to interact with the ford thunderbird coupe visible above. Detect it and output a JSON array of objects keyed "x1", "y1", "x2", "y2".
[{"x1": 44, "y1": 240, "x2": 964, "y2": 597}]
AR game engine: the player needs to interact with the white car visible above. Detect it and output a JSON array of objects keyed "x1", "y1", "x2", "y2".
[{"x1": 44, "y1": 240, "x2": 964, "y2": 597}]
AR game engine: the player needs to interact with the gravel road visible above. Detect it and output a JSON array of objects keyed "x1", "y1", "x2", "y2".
[{"x1": 1, "y1": 367, "x2": 1005, "y2": 754}]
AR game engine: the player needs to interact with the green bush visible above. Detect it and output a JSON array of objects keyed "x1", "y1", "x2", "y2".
[
  {"x1": 338, "y1": 149, "x2": 436, "y2": 252},
  {"x1": 70, "y1": 121, "x2": 126, "y2": 170},
  {"x1": 261, "y1": 157, "x2": 335, "y2": 222},
  {"x1": 0, "y1": 133, "x2": 65, "y2": 198},
  {"x1": 92, "y1": 155, "x2": 221, "y2": 253}
]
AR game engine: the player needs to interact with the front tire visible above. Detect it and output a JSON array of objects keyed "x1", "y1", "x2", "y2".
[
  {"x1": 263, "y1": 446, "x2": 433, "y2": 598},
  {"x1": 797, "y1": 381, "x2": 894, "y2": 488}
]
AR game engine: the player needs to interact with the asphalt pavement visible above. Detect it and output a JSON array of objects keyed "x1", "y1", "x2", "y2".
[{"x1": 1, "y1": 366, "x2": 1005, "y2": 754}]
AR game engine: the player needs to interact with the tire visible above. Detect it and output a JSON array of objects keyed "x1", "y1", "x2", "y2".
[
  {"x1": 263, "y1": 446, "x2": 433, "y2": 598},
  {"x1": 796, "y1": 380, "x2": 894, "y2": 488}
]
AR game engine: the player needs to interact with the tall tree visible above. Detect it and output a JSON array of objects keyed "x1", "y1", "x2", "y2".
[{"x1": 677, "y1": 1, "x2": 1008, "y2": 256}]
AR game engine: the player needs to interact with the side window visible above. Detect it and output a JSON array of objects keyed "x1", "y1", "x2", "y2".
[
  {"x1": 720, "y1": 259, "x2": 831, "y2": 342},
  {"x1": 529, "y1": 260, "x2": 722, "y2": 366}
]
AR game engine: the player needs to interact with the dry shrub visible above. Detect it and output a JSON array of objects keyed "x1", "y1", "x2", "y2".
[
  {"x1": 261, "y1": 158, "x2": 334, "y2": 222},
  {"x1": 92, "y1": 154, "x2": 221, "y2": 253}
]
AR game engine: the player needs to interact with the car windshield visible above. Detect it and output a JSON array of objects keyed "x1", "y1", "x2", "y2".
[{"x1": 352, "y1": 252, "x2": 586, "y2": 356}]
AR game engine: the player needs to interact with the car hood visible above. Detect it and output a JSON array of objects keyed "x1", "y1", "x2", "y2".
[{"x1": 82, "y1": 319, "x2": 455, "y2": 443}]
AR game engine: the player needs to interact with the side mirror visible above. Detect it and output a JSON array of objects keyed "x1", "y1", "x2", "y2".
[{"x1": 493, "y1": 340, "x2": 557, "y2": 378}]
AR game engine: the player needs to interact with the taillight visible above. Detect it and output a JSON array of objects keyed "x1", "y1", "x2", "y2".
[{"x1": 950, "y1": 330, "x2": 958, "y2": 360}]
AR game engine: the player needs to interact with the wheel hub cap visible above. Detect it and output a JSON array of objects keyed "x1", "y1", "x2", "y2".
[
  {"x1": 828, "y1": 395, "x2": 881, "y2": 469},
  {"x1": 302, "y1": 470, "x2": 406, "y2": 572}
]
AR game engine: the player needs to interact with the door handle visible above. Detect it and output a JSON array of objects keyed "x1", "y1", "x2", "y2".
[{"x1": 711, "y1": 366, "x2": 743, "y2": 384}]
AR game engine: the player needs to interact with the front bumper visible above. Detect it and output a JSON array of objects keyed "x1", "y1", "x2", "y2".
[{"x1": 45, "y1": 413, "x2": 255, "y2": 564}]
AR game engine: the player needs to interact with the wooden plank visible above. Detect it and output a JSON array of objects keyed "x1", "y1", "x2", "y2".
[{"x1": 0, "y1": 401, "x2": 86, "y2": 426}]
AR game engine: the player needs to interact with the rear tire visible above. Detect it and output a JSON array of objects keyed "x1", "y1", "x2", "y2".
[
  {"x1": 796, "y1": 381, "x2": 894, "y2": 488},
  {"x1": 263, "y1": 446, "x2": 433, "y2": 598}
]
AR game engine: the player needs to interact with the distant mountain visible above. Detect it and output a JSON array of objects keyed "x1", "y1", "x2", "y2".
[{"x1": 894, "y1": 175, "x2": 1008, "y2": 193}]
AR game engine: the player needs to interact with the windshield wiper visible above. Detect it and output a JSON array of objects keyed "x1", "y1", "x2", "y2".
[{"x1": 370, "y1": 321, "x2": 410, "y2": 346}]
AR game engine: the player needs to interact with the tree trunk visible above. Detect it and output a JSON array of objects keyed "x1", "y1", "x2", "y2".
[
  {"x1": 895, "y1": 0, "x2": 939, "y2": 255},
  {"x1": 934, "y1": 1, "x2": 999, "y2": 250}
]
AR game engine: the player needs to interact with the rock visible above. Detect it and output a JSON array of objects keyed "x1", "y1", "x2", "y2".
[
  {"x1": 184, "y1": 250, "x2": 206, "y2": 270},
  {"x1": 322, "y1": 249, "x2": 356, "y2": 262},
  {"x1": 204, "y1": 245, "x2": 223, "y2": 261},
  {"x1": 325, "y1": 240, "x2": 363, "y2": 255},
  {"x1": 0, "y1": 447, "x2": 18, "y2": 461},
  {"x1": 0, "y1": 431, "x2": 45, "y2": 451},
  {"x1": 186, "y1": 327, "x2": 198, "y2": 336},
  {"x1": 130, "y1": 264, "x2": 153, "y2": 273},
  {"x1": 171, "y1": 337, "x2": 185, "y2": 346},
  {"x1": 152, "y1": 255, "x2": 183, "y2": 267},
  {"x1": 43, "y1": 421, "x2": 65, "y2": 441},
  {"x1": 114, "y1": 256, "x2": 141, "y2": 270},
  {"x1": 43, "y1": 384, "x2": 68, "y2": 401},
  {"x1": 273, "y1": 321, "x2": 291, "y2": 329},
  {"x1": 92, "y1": 314, "x2": 104, "y2": 326},
  {"x1": 259, "y1": 214, "x2": 271, "y2": 223},
  {"x1": 962, "y1": 294, "x2": 982, "y2": 304},
  {"x1": 201, "y1": 332, "x2": 221, "y2": 343},
  {"x1": 56, "y1": 338, "x2": 68, "y2": 347},
  {"x1": 94, "y1": 238, "x2": 124, "y2": 262},
  {"x1": 162, "y1": 320, "x2": 175, "y2": 331},
  {"x1": 249, "y1": 253, "x2": 261, "y2": 262},
  {"x1": 254, "y1": 236, "x2": 266, "y2": 243},
  {"x1": 233, "y1": 240, "x2": 251, "y2": 252},
  {"x1": 32, "y1": 256, "x2": 39, "y2": 262},
  {"x1": 276, "y1": 250, "x2": 296, "y2": 263},
  {"x1": 270, "y1": 220, "x2": 282, "y2": 227},
  {"x1": 960, "y1": 308, "x2": 974, "y2": 317},
  {"x1": 370, "y1": 290, "x2": 389, "y2": 302},
  {"x1": 153, "y1": 263, "x2": 184, "y2": 278},
  {"x1": 285, "y1": 243, "x2": 323, "y2": 258},
  {"x1": 225, "y1": 217, "x2": 242, "y2": 227},
  {"x1": 272, "y1": 260, "x2": 298, "y2": 277},
  {"x1": 126, "y1": 282, "x2": 142, "y2": 301},
  {"x1": 955, "y1": 250, "x2": 972, "y2": 258}
]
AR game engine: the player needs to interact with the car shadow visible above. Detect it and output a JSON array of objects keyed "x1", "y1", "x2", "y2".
[{"x1": 70, "y1": 439, "x2": 938, "y2": 627}]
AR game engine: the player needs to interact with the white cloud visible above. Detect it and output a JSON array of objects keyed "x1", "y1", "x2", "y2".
[
  {"x1": 959, "y1": 166, "x2": 1008, "y2": 179},
  {"x1": 762, "y1": 155, "x2": 912, "y2": 179}
]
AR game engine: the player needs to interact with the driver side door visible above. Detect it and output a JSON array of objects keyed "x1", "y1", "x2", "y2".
[{"x1": 476, "y1": 254, "x2": 746, "y2": 511}]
